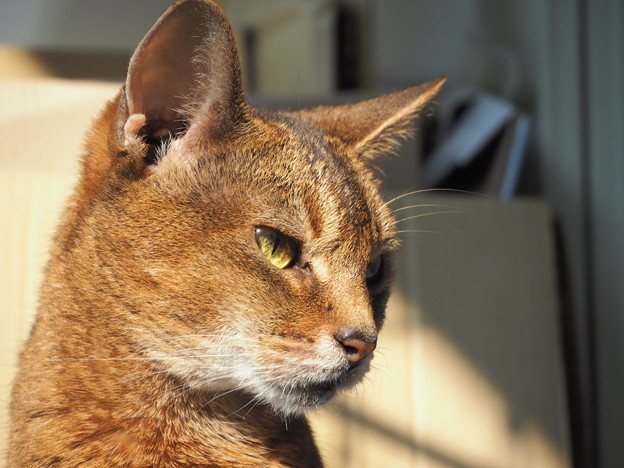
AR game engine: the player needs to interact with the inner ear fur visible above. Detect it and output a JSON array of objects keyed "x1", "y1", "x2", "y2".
[
  {"x1": 120, "y1": 0, "x2": 247, "y2": 155},
  {"x1": 290, "y1": 78, "x2": 445, "y2": 160}
]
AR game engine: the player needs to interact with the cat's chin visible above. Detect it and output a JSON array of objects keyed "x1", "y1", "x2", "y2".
[
  {"x1": 259, "y1": 359, "x2": 371, "y2": 417},
  {"x1": 256, "y1": 382, "x2": 336, "y2": 417}
]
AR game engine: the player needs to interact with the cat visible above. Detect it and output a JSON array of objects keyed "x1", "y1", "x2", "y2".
[{"x1": 7, "y1": 0, "x2": 443, "y2": 466}]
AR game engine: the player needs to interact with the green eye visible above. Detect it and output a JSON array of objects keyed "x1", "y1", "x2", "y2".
[
  {"x1": 255, "y1": 226, "x2": 298, "y2": 269},
  {"x1": 365, "y1": 255, "x2": 383, "y2": 284}
]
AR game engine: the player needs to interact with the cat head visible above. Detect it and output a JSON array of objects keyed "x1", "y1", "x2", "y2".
[{"x1": 74, "y1": 0, "x2": 443, "y2": 416}]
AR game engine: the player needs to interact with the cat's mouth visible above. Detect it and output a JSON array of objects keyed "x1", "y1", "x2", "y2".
[
  {"x1": 266, "y1": 366, "x2": 366, "y2": 415},
  {"x1": 273, "y1": 378, "x2": 340, "y2": 411},
  {"x1": 233, "y1": 340, "x2": 375, "y2": 416},
  {"x1": 295, "y1": 378, "x2": 341, "y2": 405}
]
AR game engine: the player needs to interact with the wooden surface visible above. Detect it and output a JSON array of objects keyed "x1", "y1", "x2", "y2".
[{"x1": 1, "y1": 79, "x2": 571, "y2": 467}]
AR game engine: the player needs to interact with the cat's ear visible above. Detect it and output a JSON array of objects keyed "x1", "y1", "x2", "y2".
[
  {"x1": 292, "y1": 78, "x2": 445, "y2": 160},
  {"x1": 118, "y1": 0, "x2": 246, "y2": 153}
]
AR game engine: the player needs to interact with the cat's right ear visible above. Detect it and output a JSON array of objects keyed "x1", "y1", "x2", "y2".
[
  {"x1": 117, "y1": 0, "x2": 247, "y2": 172},
  {"x1": 290, "y1": 78, "x2": 445, "y2": 162}
]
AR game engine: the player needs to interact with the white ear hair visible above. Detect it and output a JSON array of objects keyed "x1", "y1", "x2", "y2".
[{"x1": 289, "y1": 78, "x2": 445, "y2": 161}]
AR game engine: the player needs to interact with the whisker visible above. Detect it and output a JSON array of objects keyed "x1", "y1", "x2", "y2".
[
  {"x1": 156, "y1": 344, "x2": 263, "y2": 352},
  {"x1": 391, "y1": 210, "x2": 463, "y2": 226},
  {"x1": 54, "y1": 354, "x2": 251, "y2": 362},
  {"x1": 147, "y1": 334, "x2": 261, "y2": 343},
  {"x1": 384, "y1": 187, "x2": 484, "y2": 208},
  {"x1": 391, "y1": 202, "x2": 462, "y2": 214},
  {"x1": 243, "y1": 398, "x2": 264, "y2": 417},
  {"x1": 228, "y1": 395, "x2": 263, "y2": 418},
  {"x1": 395, "y1": 229, "x2": 447, "y2": 234},
  {"x1": 206, "y1": 386, "x2": 244, "y2": 405}
]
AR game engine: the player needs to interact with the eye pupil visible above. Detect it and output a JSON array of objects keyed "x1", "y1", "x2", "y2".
[{"x1": 255, "y1": 226, "x2": 298, "y2": 269}]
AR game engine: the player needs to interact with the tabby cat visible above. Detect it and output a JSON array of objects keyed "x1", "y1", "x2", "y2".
[{"x1": 8, "y1": 0, "x2": 442, "y2": 466}]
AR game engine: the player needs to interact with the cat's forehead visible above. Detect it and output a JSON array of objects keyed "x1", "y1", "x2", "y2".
[
  {"x1": 161, "y1": 112, "x2": 396, "y2": 256},
  {"x1": 244, "y1": 116, "x2": 394, "y2": 255}
]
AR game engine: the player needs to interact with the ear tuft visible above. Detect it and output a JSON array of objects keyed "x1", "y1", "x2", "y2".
[{"x1": 291, "y1": 77, "x2": 445, "y2": 160}]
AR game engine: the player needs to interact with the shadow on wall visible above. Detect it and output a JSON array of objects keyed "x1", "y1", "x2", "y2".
[{"x1": 312, "y1": 196, "x2": 570, "y2": 468}]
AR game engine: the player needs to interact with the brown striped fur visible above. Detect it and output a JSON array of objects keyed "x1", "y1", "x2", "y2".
[{"x1": 8, "y1": 1, "x2": 443, "y2": 466}]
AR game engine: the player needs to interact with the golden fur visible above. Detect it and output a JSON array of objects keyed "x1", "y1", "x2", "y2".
[{"x1": 8, "y1": 0, "x2": 442, "y2": 466}]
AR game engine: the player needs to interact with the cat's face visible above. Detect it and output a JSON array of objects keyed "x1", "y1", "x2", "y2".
[
  {"x1": 95, "y1": 112, "x2": 396, "y2": 415},
  {"x1": 75, "y1": 0, "x2": 442, "y2": 416}
]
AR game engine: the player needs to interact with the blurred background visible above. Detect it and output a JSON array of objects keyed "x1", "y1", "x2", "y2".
[{"x1": 1, "y1": 1, "x2": 622, "y2": 467}]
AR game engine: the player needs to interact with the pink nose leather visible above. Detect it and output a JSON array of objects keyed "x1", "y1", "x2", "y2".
[
  {"x1": 342, "y1": 338, "x2": 376, "y2": 365},
  {"x1": 336, "y1": 330, "x2": 377, "y2": 367}
]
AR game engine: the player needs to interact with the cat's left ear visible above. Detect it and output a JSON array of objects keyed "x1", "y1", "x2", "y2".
[{"x1": 291, "y1": 78, "x2": 445, "y2": 160}]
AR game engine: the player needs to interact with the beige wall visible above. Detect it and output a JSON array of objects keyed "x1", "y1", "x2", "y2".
[{"x1": 0, "y1": 79, "x2": 120, "y2": 460}]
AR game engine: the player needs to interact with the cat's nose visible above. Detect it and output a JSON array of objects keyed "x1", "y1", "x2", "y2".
[{"x1": 335, "y1": 329, "x2": 377, "y2": 367}]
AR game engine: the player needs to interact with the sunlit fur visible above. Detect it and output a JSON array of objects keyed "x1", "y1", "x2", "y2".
[{"x1": 8, "y1": 1, "x2": 443, "y2": 466}]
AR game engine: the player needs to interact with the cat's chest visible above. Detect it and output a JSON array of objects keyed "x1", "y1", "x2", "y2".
[{"x1": 109, "y1": 397, "x2": 322, "y2": 467}]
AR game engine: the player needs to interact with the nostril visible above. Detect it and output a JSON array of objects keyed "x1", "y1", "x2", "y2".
[
  {"x1": 335, "y1": 329, "x2": 377, "y2": 367},
  {"x1": 343, "y1": 344, "x2": 359, "y2": 357}
]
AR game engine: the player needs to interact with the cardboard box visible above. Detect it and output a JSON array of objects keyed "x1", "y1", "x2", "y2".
[{"x1": 310, "y1": 195, "x2": 571, "y2": 468}]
